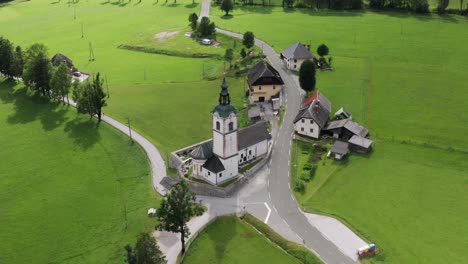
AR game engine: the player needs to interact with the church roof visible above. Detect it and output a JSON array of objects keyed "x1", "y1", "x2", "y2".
[
  {"x1": 238, "y1": 121, "x2": 272, "y2": 150},
  {"x1": 247, "y1": 59, "x2": 284, "y2": 86},
  {"x1": 212, "y1": 78, "x2": 237, "y2": 118},
  {"x1": 189, "y1": 141, "x2": 213, "y2": 160},
  {"x1": 202, "y1": 155, "x2": 225, "y2": 173}
]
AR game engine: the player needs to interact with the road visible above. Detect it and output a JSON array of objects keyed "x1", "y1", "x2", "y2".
[{"x1": 216, "y1": 27, "x2": 357, "y2": 263}]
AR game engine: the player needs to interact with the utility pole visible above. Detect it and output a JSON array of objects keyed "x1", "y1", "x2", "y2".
[
  {"x1": 81, "y1": 21, "x2": 84, "y2": 38},
  {"x1": 127, "y1": 117, "x2": 133, "y2": 142},
  {"x1": 74, "y1": 5, "x2": 76, "y2": 19}
]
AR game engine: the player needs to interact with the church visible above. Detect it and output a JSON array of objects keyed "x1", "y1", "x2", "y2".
[{"x1": 189, "y1": 79, "x2": 271, "y2": 185}]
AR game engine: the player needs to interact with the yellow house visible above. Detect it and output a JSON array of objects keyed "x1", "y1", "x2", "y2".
[{"x1": 247, "y1": 60, "x2": 284, "y2": 103}]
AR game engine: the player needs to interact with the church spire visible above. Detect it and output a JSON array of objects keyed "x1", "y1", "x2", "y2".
[{"x1": 219, "y1": 77, "x2": 231, "y2": 105}]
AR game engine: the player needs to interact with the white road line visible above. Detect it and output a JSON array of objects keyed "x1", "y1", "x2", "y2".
[
  {"x1": 273, "y1": 206, "x2": 278, "y2": 213},
  {"x1": 295, "y1": 233, "x2": 302, "y2": 241},
  {"x1": 264, "y1": 202, "x2": 272, "y2": 224},
  {"x1": 282, "y1": 219, "x2": 290, "y2": 228},
  {"x1": 288, "y1": 160, "x2": 290, "y2": 166},
  {"x1": 288, "y1": 182, "x2": 291, "y2": 189},
  {"x1": 289, "y1": 149, "x2": 291, "y2": 156},
  {"x1": 291, "y1": 194, "x2": 295, "y2": 201},
  {"x1": 268, "y1": 192, "x2": 271, "y2": 199}
]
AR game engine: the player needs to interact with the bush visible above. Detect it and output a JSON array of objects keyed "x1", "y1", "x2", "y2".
[
  {"x1": 309, "y1": 165, "x2": 317, "y2": 178},
  {"x1": 243, "y1": 214, "x2": 322, "y2": 264},
  {"x1": 303, "y1": 163, "x2": 314, "y2": 171},
  {"x1": 192, "y1": 204, "x2": 206, "y2": 216},
  {"x1": 300, "y1": 172, "x2": 311, "y2": 182},
  {"x1": 294, "y1": 181, "x2": 305, "y2": 193}
]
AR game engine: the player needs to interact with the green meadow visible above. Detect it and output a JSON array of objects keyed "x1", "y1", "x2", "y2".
[
  {"x1": 213, "y1": 6, "x2": 468, "y2": 263},
  {"x1": 183, "y1": 216, "x2": 302, "y2": 264},
  {"x1": 0, "y1": 79, "x2": 160, "y2": 264}
]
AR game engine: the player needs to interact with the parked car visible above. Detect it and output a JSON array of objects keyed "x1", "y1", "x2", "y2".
[
  {"x1": 201, "y1": 38, "x2": 212, "y2": 45},
  {"x1": 72, "y1": 71, "x2": 81, "y2": 77}
]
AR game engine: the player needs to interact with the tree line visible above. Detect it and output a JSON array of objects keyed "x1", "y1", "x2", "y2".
[
  {"x1": 215, "y1": 0, "x2": 467, "y2": 14},
  {"x1": 0, "y1": 36, "x2": 107, "y2": 122}
]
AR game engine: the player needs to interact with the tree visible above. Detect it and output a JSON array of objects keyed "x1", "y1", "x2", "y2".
[
  {"x1": 188, "y1": 13, "x2": 198, "y2": 31},
  {"x1": 317, "y1": 44, "x2": 329, "y2": 58},
  {"x1": 197, "y1": 17, "x2": 216, "y2": 37},
  {"x1": 221, "y1": 0, "x2": 234, "y2": 16},
  {"x1": 240, "y1": 48, "x2": 247, "y2": 58},
  {"x1": 75, "y1": 73, "x2": 107, "y2": 121},
  {"x1": 284, "y1": 0, "x2": 294, "y2": 7},
  {"x1": 299, "y1": 59, "x2": 316, "y2": 94},
  {"x1": 156, "y1": 181, "x2": 197, "y2": 255},
  {"x1": 10, "y1": 46, "x2": 25, "y2": 78},
  {"x1": 224, "y1": 48, "x2": 234, "y2": 67},
  {"x1": 0, "y1": 36, "x2": 14, "y2": 78},
  {"x1": 50, "y1": 62, "x2": 72, "y2": 103},
  {"x1": 23, "y1": 43, "x2": 52, "y2": 96},
  {"x1": 125, "y1": 233, "x2": 167, "y2": 264},
  {"x1": 437, "y1": 0, "x2": 449, "y2": 13},
  {"x1": 242, "y1": 31, "x2": 255, "y2": 49}
]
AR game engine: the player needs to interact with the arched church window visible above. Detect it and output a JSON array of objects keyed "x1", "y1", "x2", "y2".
[
  {"x1": 216, "y1": 121, "x2": 220, "y2": 130},
  {"x1": 229, "y1": 122, "x2": 234, "y2": 131}
]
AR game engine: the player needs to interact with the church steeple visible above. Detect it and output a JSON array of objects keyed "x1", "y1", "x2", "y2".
[{"x1": 219, "y1": 77, "x2": 231, "y2": 105}]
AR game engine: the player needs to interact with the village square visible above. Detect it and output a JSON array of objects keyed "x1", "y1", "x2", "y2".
[{"x1": 0, "y1": 0, "x2": 467, "y2": 264}]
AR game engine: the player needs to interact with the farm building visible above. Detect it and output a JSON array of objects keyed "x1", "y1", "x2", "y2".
[
  {"x1": 188, "y1": 79, "x2": 271, "y2": 186},
  {"x1": 324, "y1": 119, "x2": 369, "y2": 141},
  {"x1": 330, "y1": 141, "x2": 349, "y2": 160},
  {"x1": 293, "y1": 91, "x2": 331, "y2": 139},
  {"x1": 349, "y1": 135, "x2": 373, "y2": 154},
  {"x1": 51, "y1": 53, "x2": 74, "y2": 70},
  {"x1": 247, "y1": 59, "x2": 284, "y2": 103},
  {"x1": 280, "y1": 42, "x2": 317, "y2": 71},
  {"x1": 335, "y1": 107, "x2": 352, "y2": 120}
]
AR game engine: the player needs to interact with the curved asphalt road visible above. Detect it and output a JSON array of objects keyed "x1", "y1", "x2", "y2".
[{"x1": 212, "y1": 15, "x2": 358, "y2": 264}]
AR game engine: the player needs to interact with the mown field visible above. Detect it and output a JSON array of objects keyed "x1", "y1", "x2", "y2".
[
  {"x1": 0, "y1": 79, "x2": 160, "y2": 264},
  {"x1": 213, "y1": 6, "x2": 468, "y2": 264},
  {"x1": 0, "y1": 0, "x2": 248, "y2": 156},
  {"x1": 183, "y1": 216, "x2": 302, "y2": 264}
]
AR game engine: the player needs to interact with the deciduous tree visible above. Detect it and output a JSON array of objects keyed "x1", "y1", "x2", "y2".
[
  {"x1": 197, "y1": 17, "x2": 216, "y2": 37},
  {"x1": 240, "y1": 48, "x2": 247, "y2": 58},
  {"x1": 242, "y1": 31, "x2": 255, "y2": 49},
  {"x1": 299, "y1": 59, "x2": 316, "y2": 95},
  {"x1": 155, "y1": 181, "x2": 198, "y2": 254},
  {"x1": 221, "y1": 0, "x2": 234, "y2": 16},
  {"x1": 317, "y1": 44, "x2": 329, "y2": 58},
  {"x1": 74, "y1": 73, "x2": 107, "y2": 121},
  {"x1": 124, "y1": 233, "x2": 167, "y2": 264},
  {"x1": 23, "y1": 43, "x2": 52, "y2": 96},
  {"x1": 10, "y1": 46, "x2": 25, "y2": 78},
  {"x1": 224, "y1": 48, "x2": 234, "y2": 67},
  {"x1": 0, "y1": 36, "x2": 14, "y2": 78},
  {"x1": 50, "y1": 62, "x2": 72, "y2": 103},
  {"x1": 188, "y1": 13, "x2": 198, "y2": 31}
]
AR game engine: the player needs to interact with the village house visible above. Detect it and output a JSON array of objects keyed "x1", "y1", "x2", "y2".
[
  {"x1": 188, "y1": 79, "x2": 271, "y2": 186},
  {"x1": 324, "y1": 119, "x2": 369, "y2": 141},
  {"x1": 330, "y1": 140, "x2": 349, "y2": 160},
  {"x1": 349, "y1": 135, "x2": 373, "y2": 154},
  {"x1": 280, "y1": 42, "x2": 317, "y2": 71},
  {"x1": 247, "y1": 59, "x2": 284, "y2": 103},
  {"x1": 51, "y1": 53, "x2": 74, "y2": 71},
  {"x1": 293, "y1": 91, "x2": 331, "y2": 139}
]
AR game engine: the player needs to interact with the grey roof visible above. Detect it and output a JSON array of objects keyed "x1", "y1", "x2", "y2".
[
  {"x1": 331, "y1": 141, "x2": 349, "y2": 155},
  {"x1": 293, "y1": 100, "x2": 330, "y2": 128},
  {"x1": 248, "y1": 106, "x2": 261, "y2": 118},
  {"x1": 281, "y1": 42, "x2": 315, "y2": 60},
  {"x1": 238, "y1": 121, "x2": 272, "y2": 150},
  {"x1": 344, "y1": 121, "x2": 369, "y2": 138},
  {"x1": 159, "y1": 177, "x2": 180, "y2": 190},
  {"x1": 248, "y1": 60, "x2": 284, "y2": 86},
  {"x1": 349, "y1": 135, "x2": 373, "y2": 149},
  {"x1": 189, "y1": 141, "x2": 213, "y2": 160},
  {"x1": 202, "y1": 155, "x2": 225, "y2": 173},
  {"x1": 51, "y1": 53, "x2": 73, "y2": 68},
  {"x1": 325, "y1": 119, "x2": 350, "y2": 130},
  {"x1": 335, "y1": 107, "x2": 352, "y2": 119},
  {"x1": 316, "y1": 92, "x2": 331, "y2": 113}
]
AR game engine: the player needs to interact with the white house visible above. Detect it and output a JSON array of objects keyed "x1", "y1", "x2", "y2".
[
  {"x1": 293, "y1": 91, "x2": 331, "y2": 139},
  {"x1": 280, "y1": 42, "x2": 317, "y2": 71},
  {"x1": 189, "y1": 79, "x2": 271, "y2": 186}
]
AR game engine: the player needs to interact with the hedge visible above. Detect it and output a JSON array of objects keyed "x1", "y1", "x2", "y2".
[{"x1": 243, "y1": 214, "x2": 322, "y2": 264}]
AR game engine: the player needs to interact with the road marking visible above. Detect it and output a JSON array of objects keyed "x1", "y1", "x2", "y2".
[
  {"x1": 288, "y1": 182, "x2": 290, "y2": 189},
  {"x1": 288, "y1": 160, "x2": 290, "y2": 166},
  {"x1": 264, "y1": 202, "x2": 272, "y2": 224},
  {"x1": 273, "y1": 206, "x2": 278, "y2": 213},
  {"x1": 291, "y1": 194, "x2": 295, "y2": 201},
  {"x1": 282, "y1": 219, "x2": 290, "y2": 228},
  {"x1": 288, "y1": 149, "x2": 291, "y2": 156},
  {"x1": 295, "y1": 233, "x2": 302, "y2": 241},
  {"x1": 268, "y1": 192, "x2": 271, "y2": 199}
]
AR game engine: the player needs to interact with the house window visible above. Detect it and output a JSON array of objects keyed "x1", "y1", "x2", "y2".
[
  {"x1": 294, "y1": 65, "x2": 297, "y2": 69},
  {"x1": 294, "y1": 59, "x2": 297, "y2": 63},
  {"x1": 301, "y1": 127, "x2": 304, "y2": 132},
  {"x1": 249, "y1": 150, "x2": 252, "y2": 155},
  {"x1": 208, "y1": 172, "x2": 211, "y2": 176},
  {"x1": 273, "y1": 86, "x2": 276, "y2": 90},
  {"x1": 241, "y1": 154, "x2": 243, "y2": 158},
  {"x1": 216, "y1": 121, "x2": 220, "y2": 130},
  {"x1": 301, "y1": 119, "x2": 305, "y2": 123},
  {"x1": 229, "y1": 122, "x2": 234, "y2": 131},
  {"x1": 219, "y1": 173, "x2": 222, "y2": 178},
  {"x1": 259, "y1": 86, "x2": 262, "y2": 91},
  {"x1": 310, "y1": 120, "x2": 313, "y2": 124},
  {"x1": 310, "y1": 129, "x2": 313, "y2": 133}
]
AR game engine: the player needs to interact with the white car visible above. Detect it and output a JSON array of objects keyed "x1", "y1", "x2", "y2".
[{"x1": 201, "y1": 39, "x2": 212, "y2": 45}]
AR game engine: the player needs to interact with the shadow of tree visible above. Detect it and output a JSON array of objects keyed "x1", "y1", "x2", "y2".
[
  {"x1": 0, "y1": 79, "x2": 17, "y2": 104},
  {"x1": 207, "y1": 216, "x2": 236, "y2": 262},
  {"x1": 64, "y1": 118, "x2": 101, "y2": 150},
  {"x1": 185, "y1": 2, "x2": 198, "y2": 8}
]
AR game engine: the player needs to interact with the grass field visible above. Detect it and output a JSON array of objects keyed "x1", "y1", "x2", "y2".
[
  {"x1": 214, "y1": 7, "x2": 468, "y2": 264},
  {"x1": 183, "y1": 216, "x2": 301, "y2": 264},
  {"x1": 0, "y1": 0, "x2": 251, "y2": 157},
  {"x1": 0, "y1": 79, "x2": 160, "y2": 264}
]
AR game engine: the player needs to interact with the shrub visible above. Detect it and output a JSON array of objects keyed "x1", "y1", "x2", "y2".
[
  {"x1": 309, "y1": 165, "x2": 317, "y2": 179},
  {"x1": 303, "y1": 163, "x2": 314, "y2": 171},
  {"x1": 294, "y1": 181, "x2": 305, "y2": 193},
  {"x1": 300, "y1": 172, "x2": 311, "y2": 182},
  {"x1": 243, "y1": 214, "x2": 322, "y2": 264}
]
